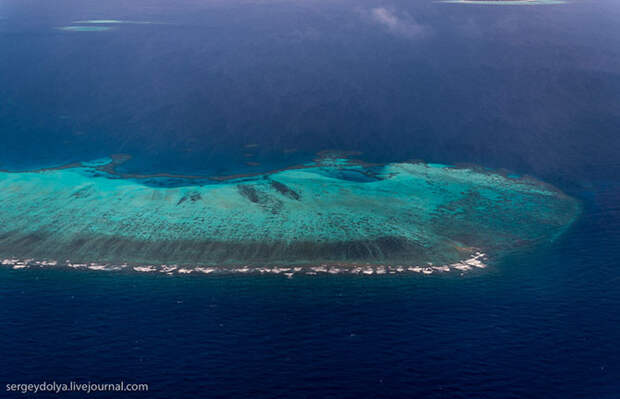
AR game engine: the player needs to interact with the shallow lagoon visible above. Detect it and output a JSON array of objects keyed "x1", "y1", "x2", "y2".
[{"x1": 0, "y1": 155, "x2": 579, "y2": 272}]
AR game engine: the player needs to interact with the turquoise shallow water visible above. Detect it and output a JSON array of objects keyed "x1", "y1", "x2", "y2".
[{"x1": 0, "y1": 155, "x2": 579, "y2": 271}]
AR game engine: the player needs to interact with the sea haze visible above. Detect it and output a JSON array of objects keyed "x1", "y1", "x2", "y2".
[{"x1": 1, "y1": 0, "x2": 619, "y2": 397}]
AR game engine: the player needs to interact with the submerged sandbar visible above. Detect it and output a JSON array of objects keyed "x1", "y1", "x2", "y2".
[{"x1": 0, "y1": 155, "x2": 579, "y2": 274}]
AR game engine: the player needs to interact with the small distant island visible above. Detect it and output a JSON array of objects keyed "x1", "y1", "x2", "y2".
[
  {"x1": 440, "y1": 0, "x2": 566, "y2": 5},
  {"x1": 0, "y1": 154, "x2": 579, "y2": 276}
]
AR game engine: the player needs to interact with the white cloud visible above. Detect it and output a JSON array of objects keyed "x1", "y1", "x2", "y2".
[{"x1": 369, "y1": 7, "x2": 428, "y2": 39}]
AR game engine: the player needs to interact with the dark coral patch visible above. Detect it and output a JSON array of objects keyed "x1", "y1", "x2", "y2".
[{"x1": 270, "y1": 180, "x2": 301, "y2": 200}]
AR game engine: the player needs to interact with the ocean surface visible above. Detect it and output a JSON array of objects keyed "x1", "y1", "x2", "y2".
[{"x1": 1, "y1": 0, "x2": 620, "y2": 397}]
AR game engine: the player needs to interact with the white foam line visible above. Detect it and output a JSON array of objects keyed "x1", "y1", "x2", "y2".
[
  {"x1": 133, "y1": 266, "x2": 156, "y2": 272},
  {"x1": 195, "y1": 267, "x2": 215, "y2": 274},
  {"x1": 0, "y1": 253, "x2": 488, "y2": 276},
  {"x1": 451, "y1": 263, "x2": 472, "y2": 271},
  {"x1": 328, "y1": 267, "x2": 341, "y2": 274}
]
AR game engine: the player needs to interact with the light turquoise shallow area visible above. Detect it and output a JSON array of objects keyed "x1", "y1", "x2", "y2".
[
  {"x1": 72, "y1": 20, "x2": 156, "y2": 25},
  {"x1": 0, "y1": 157, "x2": 579, "y2": 267},
  {"x1": 57, "y1": 26, "x2": 114, "y2": 32}
]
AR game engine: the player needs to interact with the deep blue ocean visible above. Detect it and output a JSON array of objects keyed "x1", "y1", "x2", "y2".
[{"x1": 1, "y1": 0, "x2": 619, "y2": 397}]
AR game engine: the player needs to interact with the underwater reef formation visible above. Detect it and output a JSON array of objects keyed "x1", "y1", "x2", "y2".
[{"x1": 0, "y1": 155, "x2": 579, "y2": 274}]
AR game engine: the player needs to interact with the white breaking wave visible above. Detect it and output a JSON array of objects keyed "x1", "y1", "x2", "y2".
[{"x1": 1, "y1": 252, "x2": 487, "y2": 277}]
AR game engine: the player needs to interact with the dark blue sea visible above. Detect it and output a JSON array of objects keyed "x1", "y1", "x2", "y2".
[{"x1": 1, "y1": 0, "x2": 619, "y2": 397}]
